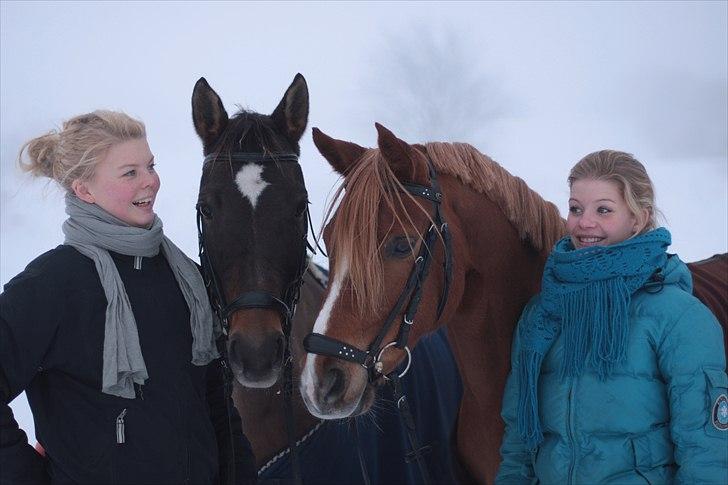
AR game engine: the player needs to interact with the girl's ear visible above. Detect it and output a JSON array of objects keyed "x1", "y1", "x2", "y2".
[
  {"x1": 71, "y1": 179, "x2": 95, "y2": 204},
  {"x1": 633, "y1": 208, "x2": 650, "y2": 234}
]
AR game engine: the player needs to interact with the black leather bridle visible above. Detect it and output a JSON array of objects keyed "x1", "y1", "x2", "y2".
[
  {"x1": 302, "y1": 152, "x2": 453, "y2": 485},
  {"x1": 196, "y1": 151, "x2": 318, "y2": 485},
  {"x1": 303, "y1": 152, "x2": 453, "y2": 382},
  {"x1": 196, "y1": 152, "x2": 316, "y2": 336}
]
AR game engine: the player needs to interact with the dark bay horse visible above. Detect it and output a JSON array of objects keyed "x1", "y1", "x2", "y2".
[
  {"x1": 300, "y1": 124, "x2": 565, "y2": 482},
  {"x1": 191, "y1": 76, "x2": 462, "y2": 483},
  {"x1": 192, "y1": 74, "x2": 323, "y2": 466}
]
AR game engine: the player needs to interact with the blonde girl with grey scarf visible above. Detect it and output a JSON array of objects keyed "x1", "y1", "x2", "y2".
[{"x1": 0, "y1": 111, "x2": 255, "y2": 484}]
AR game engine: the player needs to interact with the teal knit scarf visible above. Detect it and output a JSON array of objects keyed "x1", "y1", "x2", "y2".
[{"x1": 516, "y1": 227, "x2": 671, "y2": 449}]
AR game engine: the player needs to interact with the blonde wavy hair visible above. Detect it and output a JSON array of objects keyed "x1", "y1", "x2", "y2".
[{"x1": 18, "y1": 110, "x2": 146, "y2": 191}]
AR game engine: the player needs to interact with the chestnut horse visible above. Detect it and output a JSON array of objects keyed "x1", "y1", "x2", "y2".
[
  {"x1": 192, "y1": 76, "x2": 462, "y2": 483},
  {"x1": 300, "y1": 123, "x2": 565, "y2": 482}
]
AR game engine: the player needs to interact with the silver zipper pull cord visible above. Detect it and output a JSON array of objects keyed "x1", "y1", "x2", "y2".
[
  {"x1": 116, "y1": 409, "x2": 127, "y2": 444},
  {"x1": 133, "y1": 256, "x2": 142, "y2": 270}
]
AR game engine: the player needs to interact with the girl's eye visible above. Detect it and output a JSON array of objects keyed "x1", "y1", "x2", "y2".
[
  {"x1": 569, "y1": 206, "x2": 582, "y2": 215},
  {"x1": 597, "y1": 206, "x2": 613, "y2": 214},
  {"x1": 123, "y1": 170, "x2": 136, "y2": 177},
  {"x1": 148, "y1": 163, "x2": 156, "y2": 172}
]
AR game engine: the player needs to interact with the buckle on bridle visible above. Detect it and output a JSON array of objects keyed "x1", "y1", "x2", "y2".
[{"x1": 374, "y1": 342, "x2": 412, "y2": 380}]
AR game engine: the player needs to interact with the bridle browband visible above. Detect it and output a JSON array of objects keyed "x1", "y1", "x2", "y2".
[{"x1": 303, "y1": 151, "x2": 453, "y2": 383}]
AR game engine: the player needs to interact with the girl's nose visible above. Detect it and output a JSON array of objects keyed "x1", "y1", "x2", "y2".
[
  {"x1": 142, "y1": 171, "x2": 158, "y2": 188},
  {"x1": 578, "y1": 214, "x2": 596, "y2": 228}
]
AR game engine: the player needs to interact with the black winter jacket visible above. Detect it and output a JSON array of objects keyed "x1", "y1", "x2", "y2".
[{"x1": 0, "y1": 245, "x2": 256, "y2": 484}]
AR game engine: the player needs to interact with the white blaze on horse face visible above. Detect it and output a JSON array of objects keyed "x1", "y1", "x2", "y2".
[
  {"x1": 302, "y1": 256, "x2": 349, "y2": 405},
  {"x1": 235, "y1": 164, "x2": 269, "y2": 208}
]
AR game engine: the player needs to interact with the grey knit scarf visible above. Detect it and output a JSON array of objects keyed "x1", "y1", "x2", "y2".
[{"x1": 62, "y1": 193, "x2": 219, "y2": 399}]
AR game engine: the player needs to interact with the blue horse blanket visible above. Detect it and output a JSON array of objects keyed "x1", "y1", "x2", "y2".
[{"x1": 258, "y1": 326, "x2": 463, "y2": 484}]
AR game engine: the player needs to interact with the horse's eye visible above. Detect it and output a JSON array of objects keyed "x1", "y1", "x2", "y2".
[
  {"x1": 386, "y1": 236, "x2": 414, "y2": 259},
  {"x1": 198, "y1": 203, "x2": 213, "y2": 219}
]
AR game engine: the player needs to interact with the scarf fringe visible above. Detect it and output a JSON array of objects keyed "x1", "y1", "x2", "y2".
[
  {"x1": 517, "y1": 349, "x2": 545, "y2": 450},
  {"x1": 559, "y1": 278, "x2": 631, "y2": 380}
]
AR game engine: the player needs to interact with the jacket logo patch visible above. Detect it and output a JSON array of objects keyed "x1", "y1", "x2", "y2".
[{"x1": 713, "y1": 394, "x2": 728, "y2": 431}]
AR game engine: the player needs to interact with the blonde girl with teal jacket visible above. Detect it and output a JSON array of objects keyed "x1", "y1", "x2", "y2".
[{"x1": 496, "y1": 150, "x2": 727, "y2": 484}]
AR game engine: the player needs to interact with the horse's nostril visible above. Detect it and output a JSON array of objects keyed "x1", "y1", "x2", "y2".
[{"x1": 322, "y1": 367, "x2": 346, "y2": 405}]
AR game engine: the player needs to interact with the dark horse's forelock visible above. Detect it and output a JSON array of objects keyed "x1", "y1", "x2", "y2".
[
  {"x1": 326, "y1": 142, "x2": 566, "y2": 316},
  {"x1": 206, "y1": 110, "x2": 299, "y2": 169}
]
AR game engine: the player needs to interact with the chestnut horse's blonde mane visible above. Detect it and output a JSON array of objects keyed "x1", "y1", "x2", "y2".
[{"x1": 327, "y1": 141, "x2": 565, "y2": 315}]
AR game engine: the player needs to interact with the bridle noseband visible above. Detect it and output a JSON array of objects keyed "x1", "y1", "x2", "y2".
[{"x1": 303, "y1": 152, "x2": 453, "y2": 382}]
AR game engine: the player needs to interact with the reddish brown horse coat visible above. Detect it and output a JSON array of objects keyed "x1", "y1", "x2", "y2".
[{"x1": 688, "y1": 253, "x2": 728, "y2": 360}]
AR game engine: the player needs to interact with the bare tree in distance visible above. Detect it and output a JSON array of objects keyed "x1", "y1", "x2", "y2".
[{"x1": 360, "y1": 25, "x2": 511, "y2": 144}]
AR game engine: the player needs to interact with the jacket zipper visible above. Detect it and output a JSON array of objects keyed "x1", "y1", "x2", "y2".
[
  {"x1": 133, "y1": 256, "x2": 142, "y2": 270},
  {"x1": 566, "y1": 378, "x2": 577, "y2": 485},
  {"x1": 116, "y1": 408, "x2": 127, "y2": 444}
]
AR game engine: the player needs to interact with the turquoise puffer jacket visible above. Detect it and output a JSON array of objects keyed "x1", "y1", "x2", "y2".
[{"x1": 497, "y1": 255, "x2": 728, "y2": 484}]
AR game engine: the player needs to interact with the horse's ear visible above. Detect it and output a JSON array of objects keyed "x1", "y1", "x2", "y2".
[
  {"x1": 271, "y1": 73, "x2": 309, "y2": 143},
  {"x1": 312, "y1": 127, "x2": 367, "y2": 176},
  {"x1": 375, "y1": 123, "x2": 428, "y2": 184},
  {"x1": 192, "y1": 77, "x2": 229, "y2": 151}
]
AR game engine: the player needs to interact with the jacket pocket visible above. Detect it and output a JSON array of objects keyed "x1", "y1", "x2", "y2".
[
  {"x1": 630, "y1": 426, "x2": 675, "y2": 484},
  {"x1": 703, "y1": 367, "x2": 728, "y2": 436}
]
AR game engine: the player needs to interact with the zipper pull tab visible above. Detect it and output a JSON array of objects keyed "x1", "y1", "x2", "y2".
[
  {"x1": 133, "y1": 256, "x2": 142, "y2": 270},
  {"x1": 116, "y1": 408, "x2": 127, "y2": 444}
]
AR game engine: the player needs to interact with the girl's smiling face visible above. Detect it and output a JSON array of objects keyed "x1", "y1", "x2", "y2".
[
  {"x1": 567, "y1": 178, "x2": 646, "y2": 249},
  {"x1": 72, "y1": 138, "x2": 160, "y2": 228}
]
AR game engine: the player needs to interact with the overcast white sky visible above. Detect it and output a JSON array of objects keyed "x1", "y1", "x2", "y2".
[{"x1": 2, "y1": 0, "x2": 726, "y2": 446}]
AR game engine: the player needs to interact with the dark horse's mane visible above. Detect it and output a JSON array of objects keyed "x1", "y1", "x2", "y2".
[{"x1": 327, "y1": 141, "x2": 566, "y2": 314}]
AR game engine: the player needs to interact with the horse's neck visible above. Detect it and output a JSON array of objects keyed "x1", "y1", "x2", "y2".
[
  {"x1": 443, "y1": 178, "x2": 547, "y2": 399},
  {"x1": 233, "y1": 379, "x2": 319, "y2": 467},
  {"x1": 433, "y1": 180, "x2": 550, "y2": 482}
]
